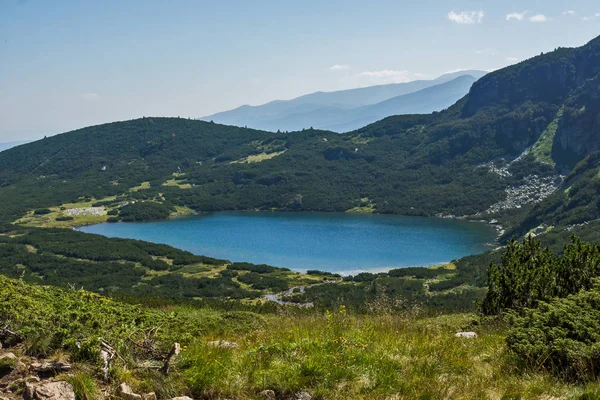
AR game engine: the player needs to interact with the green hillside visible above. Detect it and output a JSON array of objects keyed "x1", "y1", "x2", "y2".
[
  {"x1": 2, "y1": 35, "x2": 600, "y2": 400},
  {"x1": 2, "y1": 37, "x2": 600, "y2": 240}
]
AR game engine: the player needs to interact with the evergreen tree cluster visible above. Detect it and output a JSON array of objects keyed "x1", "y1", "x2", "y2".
[{"x1": 482, "y1": 236, "x2": 600, "y2": 315}]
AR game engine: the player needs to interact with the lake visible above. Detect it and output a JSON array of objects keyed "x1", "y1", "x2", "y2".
[{"x1": 77, "y1": 212, "x2": 496, "y2": 274}]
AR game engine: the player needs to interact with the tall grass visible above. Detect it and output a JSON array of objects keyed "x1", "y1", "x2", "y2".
[{"x1": 179, "y1": 308, "x2": 575, "y2": 399}]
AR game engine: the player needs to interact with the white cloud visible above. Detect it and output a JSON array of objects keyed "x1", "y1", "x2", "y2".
[
  {"x1": 506, "y1": 57, "x2": 520, "y2": 63},
  {"x1": 582, "y1": 13, "x2": 600, "y2": 21},
  {"x1": 506, "y1": 11, "x2": 527, "y2": 21},
  {"x1": 329, "y1": 64, "x2": 350, "y2": 71},
  {"x1": 356, "y1": 70, "x2": 412, "y2": 84},
  {"x1": 443, "y1": 68, "x2": 471, "y2": 74},
  {"x1": 81, "y1": 92, "x2": 99, "y2": 101},
  {"x1": 562, "y1": 10, "x2": 576, "y2": 15},
  {"x1": 448, "y1": 10, "x2": 484, "y2": 24},
  {"x1": 529, "y1": 14, "x2": 550, "y2": 22}
]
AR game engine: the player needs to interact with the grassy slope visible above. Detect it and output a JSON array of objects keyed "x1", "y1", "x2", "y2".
[{"x1": 3, "y1": 275, "x2": 599, "y2": 400}]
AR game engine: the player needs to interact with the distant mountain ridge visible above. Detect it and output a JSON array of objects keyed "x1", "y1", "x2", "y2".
[{"x1": 199, "y1": 70, "x2": 487, "y2": 132}]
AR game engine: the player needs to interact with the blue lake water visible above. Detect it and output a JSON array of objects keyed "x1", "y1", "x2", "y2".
[{"x1": 77, "y1": 212, "x2": 496, "y2": 274}]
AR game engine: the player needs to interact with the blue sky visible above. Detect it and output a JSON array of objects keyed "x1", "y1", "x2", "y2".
[{"x1": 1, "y1": 0, "x2": 599, "y2": 141}]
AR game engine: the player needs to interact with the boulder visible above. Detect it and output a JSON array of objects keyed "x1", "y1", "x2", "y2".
[
  {"x1": 295, "y1": 391, "x2": 312, "y2": 400},
  {"x1": 0, "y1": 353, "x2": 17, "y2": 362},
  {"x1": 116, "y1": 383, "x2": 142, "y2": 400},
  {"x1": 169, "y1": 397, "x2": 194, "y2": 400},
  {"x1": 31, "y1": 362, "x2": 71, "y2": 378},
  {"x1": 25, "y1": 381, "x2": 75, "y2": 400},
  {"x1": 260, "y1": 390, "x2": 276, "y2": 399},
  {"x1": 455, "y1": 332, "x2": 478, "y2": 339},
  {"x1": 142, "y1": 393, "x2": 157, "y2": 400},
  {"x1": 206, "y1": 340, "x2": 238, "y2": 349},
  {"x1": 0, "y1": 353, "x2": 17, "y2": 377}
]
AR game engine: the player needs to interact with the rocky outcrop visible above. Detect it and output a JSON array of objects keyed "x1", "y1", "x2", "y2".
[
  {"x1": 555, "y1": 74, "x2": 600, "y2": 165},
  {"x1": 487, "y1": 175, "x2": 561, "y2": 214},
  {"x1": 25, "y1": 381, "x2": 75, "y2": 400}
]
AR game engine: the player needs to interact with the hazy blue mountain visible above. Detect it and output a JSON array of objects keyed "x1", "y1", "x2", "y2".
[
  {"x1": 199, "y1": 70, "x2": 487, "y2": 132},
  {"x1": 268, "y1": 75, "x2": 479, "y2": 133}
]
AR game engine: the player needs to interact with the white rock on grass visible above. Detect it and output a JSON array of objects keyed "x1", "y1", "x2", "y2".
[{"x1": 455, "y1": 332, "x2": 478, "y2": 339}]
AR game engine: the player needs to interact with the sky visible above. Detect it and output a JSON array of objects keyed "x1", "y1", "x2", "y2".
[{"x1": 1, "y1": 0, "x2": 599, "y2": 141}]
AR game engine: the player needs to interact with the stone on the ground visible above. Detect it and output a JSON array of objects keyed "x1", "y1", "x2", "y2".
[
  {"x1": 169, "y1": 397, "x2": 194, "y2": 400},
  {"x1": 455, "y1": 332, "x2": 478, "y2": 339},
  {"x1": 260, "y1": 389, "x2": 276, "y2": 399},
  {"x1": 206, "y1": 340, "x2": 238, "y2": 349},
  {"x1": 142, "y1": 393, "x2": 157, "y2": 400},
  {"x1": 31, "y1": 362, "x2": 71, "y2": 377},
  {"x1": 116, "y1": 383, "x2": 142, "y2": 400},
  {"x1": 0, "y1": 353, "x2": 17, "y2": 362},
  {"x1": 25, "y1": 381, "x2": 75, "y2": 400},
  {"x1": 296, "y1": 391, "x2": 312, "y2": 400}
]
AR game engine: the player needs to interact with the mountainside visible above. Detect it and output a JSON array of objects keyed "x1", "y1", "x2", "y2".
[
  {"x1": 199, "y1": 70, "x2": 487, "y2": 132},
  {"x1": 1, "y1": 38, "x2": 600, "y2": 244}
]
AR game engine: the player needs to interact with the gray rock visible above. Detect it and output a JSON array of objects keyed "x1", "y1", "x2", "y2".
[
  {"x1": 25, "y1": 381, "x2": 75, "y2": 400},
  {"x1": 260, "y1": 390, "x2": 276, "y2": 399},
  {"x1": 206, "y1": 340, "x2": 238, "y2": 349},
  {"x1": 455, "y1": 331, "x2": 478, "y2": 339},
  {"x1": 142, "y1": 393, "x2": 156, "y2": 400},
  {"x1": 295, "y1": 391, "x2": 312, "y2": 400},
  {"x1": 0, "y1": 353, "x2": 17, "y2": 362},
  {"x1": 31, "y1": 362, "x2": 71, "y2": 377},
  {"x1": 116, "y1": 383, "x2": 142, "y2": 400},
  {"x1": 169, "y1": 397, "x2": 194, "y2": 400}
]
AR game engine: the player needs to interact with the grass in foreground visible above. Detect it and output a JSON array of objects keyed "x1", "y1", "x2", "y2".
[{"x1": 2, "y1": 275, "x2": 599, "y2": 399}]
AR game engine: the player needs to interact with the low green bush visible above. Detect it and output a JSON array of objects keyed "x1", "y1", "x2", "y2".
[
  {"x1": 507, "y1": 287, "x2": 600, "y2": 381},
  {"x1": 34, "y1": 208, "x2": 52, "y2": 215}
]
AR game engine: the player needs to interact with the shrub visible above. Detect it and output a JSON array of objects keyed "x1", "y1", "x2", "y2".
[
  {"x1": 506, "y1": 287, "x2": 600, "y2": 381},
  {"x1": 482, "y1": 236, "x2": 600, "y2": 315},
  {"x1": 119, "y1": 202, "x2": 174, "y2": 222},
  {"x1": 34, "y1": 208, "x2": 52, "y2": 215}
]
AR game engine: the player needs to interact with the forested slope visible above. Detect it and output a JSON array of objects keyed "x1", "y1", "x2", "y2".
[{"x1": 1, "y1": 37, "x2": 600, "y2": 243}]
